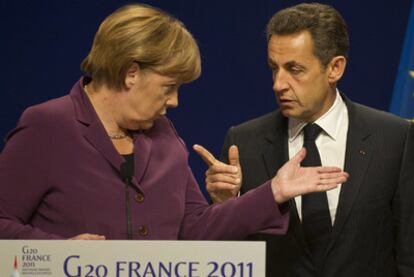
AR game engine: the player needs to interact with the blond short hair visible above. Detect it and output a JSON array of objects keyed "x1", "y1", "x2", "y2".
[{"x1": 81, "y1": 4, "x2": 201, "y2": 90}]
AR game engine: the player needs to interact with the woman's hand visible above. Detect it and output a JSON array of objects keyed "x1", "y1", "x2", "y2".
[
  {"x1": 193, "y1": 144, "x2": 242, "y2": 203},
  {"x1": 271, "y1": 148, "x2": 349, "y2": 203},
  {"x1": 69, "y1": 233, "x2": 106, "y2": 240}
]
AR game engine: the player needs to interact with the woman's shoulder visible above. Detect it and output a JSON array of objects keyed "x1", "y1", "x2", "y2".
[
  {"x1": 19, "y1": 95, "x2": 74, "y2": 126},
  {"x1": 5, "y1": 95, "x2": 75, "y2": 143},
  {"x1": 149, "y1": 116, "x2": 189, "y2": 153},
  {"x1": 22, "y1": 95, "x2": 73, "y2": 120},
  {"x1": 4, "y1": 95, "x2": 75, "y2": 147}
]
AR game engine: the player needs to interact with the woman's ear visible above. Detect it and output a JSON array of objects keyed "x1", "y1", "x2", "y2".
[
  {"x1": 327, "y1": 56, "x2": 347, "y2": 83},
  {"x1": 124, "y1": 62, "x2": 140, "y2": 89}
]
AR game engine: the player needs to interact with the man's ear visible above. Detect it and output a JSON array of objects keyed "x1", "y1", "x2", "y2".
[
  {"x1": 327, "y1": 56, "x2": 346, "y2": 83},
  {"x1": 124, "y1": 62, "x2": 140, "y2": 89}
]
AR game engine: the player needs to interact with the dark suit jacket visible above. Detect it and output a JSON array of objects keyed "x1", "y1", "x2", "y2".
[
  {"x1": 221, "y1": 95, "x2": 414, "y2": 277},
  {"x1": 0, "y1": 77, "x2": 289, "y2": 240}
]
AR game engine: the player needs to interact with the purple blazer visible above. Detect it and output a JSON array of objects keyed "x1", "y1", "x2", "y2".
[{"x1": 0, "y1": 78, "x2": 288, "y2": 239}]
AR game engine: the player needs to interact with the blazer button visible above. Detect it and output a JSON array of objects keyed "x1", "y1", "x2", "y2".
[
  {"x1": 138, "y1": 225, "x2": 149, "y2": 237},
  {"x1": 135, "y1": 192, "x2": 144, "y2": 203}
]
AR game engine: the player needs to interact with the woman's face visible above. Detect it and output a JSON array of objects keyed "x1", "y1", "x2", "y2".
[{"x1": 117, "y1": 68, "x2": 180, "y2": 131}]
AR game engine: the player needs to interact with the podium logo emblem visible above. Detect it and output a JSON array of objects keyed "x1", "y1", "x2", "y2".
[{"x1": 11, "y1": 256, "x2": 20, "y2": 277}]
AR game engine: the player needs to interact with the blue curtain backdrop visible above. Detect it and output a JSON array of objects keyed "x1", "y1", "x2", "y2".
[
  {"x1": 390, "y1": 1, "x2": 414, "y2": 121},
  {"x1": 0, "y1": 1, "x2": 412, "y2": 196}
]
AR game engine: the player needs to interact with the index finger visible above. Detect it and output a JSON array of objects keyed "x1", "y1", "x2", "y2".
[{"x1": 193, "y1": 144, "x2": 217, "y2": 167}]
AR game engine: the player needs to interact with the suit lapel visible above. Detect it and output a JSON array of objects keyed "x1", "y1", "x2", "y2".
[
  {"x1": 261, "y1": 96, "x2": 373, "y2": 260},
  {"x1": 261, "y1": 112, "x2": 309, "y2": 248},
  {"x1": 262, "y1": 112, "x2": 288, "y2": 178},
  {"x1": 327, "y1": 95, "x2": 373, "y2": 253}
]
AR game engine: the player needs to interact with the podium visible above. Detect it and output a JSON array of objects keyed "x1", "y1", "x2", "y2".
[{"x1": 0, "y1": 240, "x2": 265, "y2": 276}]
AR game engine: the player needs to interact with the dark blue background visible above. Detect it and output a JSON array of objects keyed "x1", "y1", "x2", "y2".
[{"x1": 1, "y1": 1, "x2": 412, "y2": 194}]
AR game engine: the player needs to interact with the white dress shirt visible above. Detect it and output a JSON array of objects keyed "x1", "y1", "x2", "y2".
[{"x1": 288, "y1": 90, "x2": 349, "y2": 224}]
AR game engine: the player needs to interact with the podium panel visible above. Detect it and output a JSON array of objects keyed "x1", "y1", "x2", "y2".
[{"x1": 0, "y1": 240, "x2": 265, "y2": 276}]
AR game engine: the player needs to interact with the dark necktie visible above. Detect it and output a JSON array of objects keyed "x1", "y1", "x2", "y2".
[{"x1": 301, "y1": 123, "x2": 332, "y2": 270}]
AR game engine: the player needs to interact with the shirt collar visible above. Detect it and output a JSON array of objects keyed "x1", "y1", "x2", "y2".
[{"x1": 288, "y1": 90, "x2": 346, "y2": 142}]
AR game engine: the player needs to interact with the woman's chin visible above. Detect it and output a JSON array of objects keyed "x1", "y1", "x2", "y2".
[
  {"x1": 127, "y1": 116, "x2": 162, "y2": 131},
  {"x1": 131, "y1": 120, "x2": 154, "y2": 131},
  {"x1": 140, "y1": 121, "x2": 154, "y2": 130}
]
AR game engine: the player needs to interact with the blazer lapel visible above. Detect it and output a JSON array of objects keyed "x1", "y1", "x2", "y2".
[
  {"x1": 71, "y1": 79, "x2": 155, "y2": 191},
  {"x1": 82, "y1": 120, "x2": 125, "y2": 172},
  {"x1": 70, "y1": 80, "x2": 124, "y2": 177},
  {"x1": 132, "y1": 131, "x2": 152, "y2": 185},
  {"x1": 327, "y1": 95, "x2": 373, "y2": 253}
]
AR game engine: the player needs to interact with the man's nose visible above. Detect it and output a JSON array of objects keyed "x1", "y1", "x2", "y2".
[{"x1": 273, "y1": 69, "x2": 289, "y2": 93}]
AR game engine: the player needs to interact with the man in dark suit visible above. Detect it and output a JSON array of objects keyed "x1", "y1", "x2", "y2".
[{"x1": 194, "y1": 3, "x2": 414, "y2": 277}]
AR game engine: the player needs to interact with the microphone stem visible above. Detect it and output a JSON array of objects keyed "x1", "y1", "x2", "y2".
[{"x1": 125, "y1": 180, "x2": 133, "y2": 240}]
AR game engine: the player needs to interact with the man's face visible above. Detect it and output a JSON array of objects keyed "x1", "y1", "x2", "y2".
[{"x1": 267, "y1": 31, "x2": 336, "y2": 122}]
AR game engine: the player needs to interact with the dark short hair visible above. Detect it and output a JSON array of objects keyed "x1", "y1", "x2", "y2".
[{"x1": 266, "y1": 3, "x2": 349, "y2": 67}]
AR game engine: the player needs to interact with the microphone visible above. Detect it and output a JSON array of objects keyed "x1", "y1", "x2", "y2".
[{"x1": 120, "y1": 161, "x2": 134, "y2": 240}]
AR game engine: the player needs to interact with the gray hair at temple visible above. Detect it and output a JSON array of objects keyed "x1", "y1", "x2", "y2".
[{"x1": 267, "y1": 3, "x2": 349, "y2": 68}]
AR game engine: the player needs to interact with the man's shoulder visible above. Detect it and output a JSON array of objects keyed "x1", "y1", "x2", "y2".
[{"x1": 349, "y1": 101, "x2": 409, "y2": 129}]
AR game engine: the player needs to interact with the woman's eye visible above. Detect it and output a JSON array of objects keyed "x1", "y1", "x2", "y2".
[{"x1": 164, "y1": 85, "x2": 176, "y2": 94}]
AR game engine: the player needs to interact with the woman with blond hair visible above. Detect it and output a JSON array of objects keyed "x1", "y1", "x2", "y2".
[{"x1": 0, "y1": 4, "x2": 347, "y2": 240}]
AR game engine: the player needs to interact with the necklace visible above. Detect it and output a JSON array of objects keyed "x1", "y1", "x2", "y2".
[
  {"x1": 84, "y1": 84, "x2": 129, "y2": 140},
  {"x1": 108, "y1": 132, "x2": 129, "y2": 140}
]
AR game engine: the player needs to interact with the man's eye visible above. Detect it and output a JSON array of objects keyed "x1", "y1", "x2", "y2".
[
  {"x1": 289, "y1": 67, "x2": 302, "y2": 75},
  {"x1": 269, "y1": 65, "x2": 278, "y2": 73}
]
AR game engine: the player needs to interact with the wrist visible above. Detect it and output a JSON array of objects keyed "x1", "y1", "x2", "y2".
[{"x1": 271, "y1": 176, "x2": 285, "y2": 204}]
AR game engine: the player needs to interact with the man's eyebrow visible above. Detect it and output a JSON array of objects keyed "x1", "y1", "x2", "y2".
[
  {"x1": 268, "y1": 59, "x2": 306, "y2": 69},
  {"x1": 267, "y1": 59, "x2": 277, "y2": 66},
  {"x1": 284, "y1": 61, "x2": 306, "y2": 70}
]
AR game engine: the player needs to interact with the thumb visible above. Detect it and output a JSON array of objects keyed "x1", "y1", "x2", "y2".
[
  {"x1": 290, "y1": 148, "x2": 307, "y2": 166},
  {"x1": 228, "y1": 145, "x2": 240, "y2": 167},
  {"x1": 193, "y1": 144, "x2": 217, "y2": 167}
]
